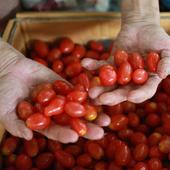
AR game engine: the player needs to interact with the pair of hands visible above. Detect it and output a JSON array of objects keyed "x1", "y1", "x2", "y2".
[{"x1": 1, "y1": 19, "x2": 170, "y2": 143}]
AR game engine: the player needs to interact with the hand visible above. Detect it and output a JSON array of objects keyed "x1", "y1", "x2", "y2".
[
  {"x1": 82, "y1": 18, "x2": 170, "y2": 106},
  {"x1": 0, "y1": 41, "x2": 110, "y2": 143}
]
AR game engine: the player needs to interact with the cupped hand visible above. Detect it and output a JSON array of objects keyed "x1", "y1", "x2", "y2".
[
  {"x1": 0, "y1": 41, "x2": 110, "y2": 143},
  {"x1": 82, "y1": 21, "x2": 170, "y2": 106}
]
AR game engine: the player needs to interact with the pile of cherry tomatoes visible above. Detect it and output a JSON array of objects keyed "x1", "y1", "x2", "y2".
[{"x1": 1, "y1": 38, "x2": 170, "y2": 170}]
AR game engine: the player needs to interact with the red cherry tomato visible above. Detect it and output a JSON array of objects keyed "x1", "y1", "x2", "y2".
[
  {"x1": 36, "y1": 88, "x2": 56, "y2": 105},
  {"x1": 34, "y1": 40, "x2": 49, "y2": 58},
  {"x1": 72, "y1": 44, "x2": 86, "y2": 59},
  {"x1": 146, "y1": 113, "x2": 160, "y2": 127},
  {"x1": 70, "y1": 118, "x2": 87, "y2": 136},
  {"x1": 55, "y1": 150, "x2": 75, "y2": 168},
  {"x1": 122, "y1": 101, "x2": 136, "y2": 112},
  {"x1": 128, "y1": 112, "x2": 140, "y2": 127},
  {"x1": 77, "y1": 154, "x2": 92, "y2": 167},
  {"x1": 148, "y1": 132, "x2": 162, "y2": 146},
  {"x1": 85, "y1": 50, "x2": 99, "y2": 59},
  {"x1": 62, "y1": 55, "x2": 80, "y2": 65},
  {"x1": 17, "y1": 101, "x2": 33, "y2": 121},
  {"x1": 47, "y1": 48, "x2": 61, "y2": 62},
  {"x1": 52, "y1": 60, "x2": 64, "y2": 73},
  {"x1": 134, "y1": 162, "x2": 148, "y2": 170},
  {"x1": 99, "y1": 65, "x2": 117, "y2": 86},
  {"x1": 53, "y1": 80, "x2": 72, "y2": 95},
  {"x1": 86, "y1": 142, "x2": 104, "y2": 160},
  {"x1": 117, "y1": 61, "x2": 132, "y2": 85},
  {"x1": 114, "y1": 142, "x2": 131, "y2": 166},
  {"x1": 84, "y1": 103, "x2": 97, "y2": 121},
  {"x1": 149, "y1": 146, "x2": 163, "y2": 158},
  {"x1": 67, "y1": 90, "x2": 87, "y2": 103},
  {"x1": 64, "y1": 145, "x2": 81, "y2": 156},
  {"x1": 88, "y1": 40, "x2": 104, "y2": 52},
  {"x1": 94, "y1": 161, "x2": 107, "y2": 170},
  {"x1": 100, "y1": 52, "x2": 110, "y2": 60},
  {"x1": 114, "y1": 49, "x2": 128, "y2": 66},
  {"x1": 105, "y1": 104, "x2": 123, "y2": 116},
  {"x1": 132, "y1": 69, "x2": 148, "y2": 85},
  {"x1": 128, "y1": 52, "x2": 144, "y2": 70},
  {"x1": 90, "y1": 76, "x2": 101, "y2": 88},
  {"x1": 146, "y1": 52, "x2": 160, "y2": 72},
  {"x1": 15, "y1": 154, "x2": 32, "y2": 170},
  {"x1": 147, "y1": 158, "x2": 162, "y2": 170},
  {"x1": 133, "y1": 143, "x2": 149, "y2": 161},
  {"x1": 59, "y1": 38, "x2": 74, "y2": 54},
  {"x1": 159, "y1": 136, "x2": 170, "y2": 153},
  {"x1": 65, "y1": 62, "x2": 82, "y2": 77},
  {"x1": 110, "y1": 114, "x2": 128, "y2": 131},
  {"x1": 53, "y1": 113, "x2": 71, "y2": 126},
  {"x1": 118, "y1": 129, "x2": 133, "y2": 141},
  {"x1": 26, "y1": 113, "x2": 51, "y2": 130},
  {"x1": 35, "y1": 153, "x2": 54, "y2": 169},
  {"x1": 144, "y1": 102, "x2": 158, "y2": 113},
  {"x1": 44, "y1": 96, "x2": 66, "y2": 116},
  {"x1": 24, "y1": 138, "x2": 39, "y2": 157},
  {"x1": 64, "y1": 102, "x2": 86, "y2": 117},
  {"x1": 2, "y1": 137, "x2": 18, "y2": 156},
  {"x1": 47, "y1": 139, "x2": 62, "y2": 152},
  {"x1": 130, "y1": 132, "x2": 147, "y2": 145},
  {"x1": 34, "y1": 57, "x2": 48, "y2": 66},
  {"x1": 77, "y1": 73, "x2": 90, "y2": 91}
]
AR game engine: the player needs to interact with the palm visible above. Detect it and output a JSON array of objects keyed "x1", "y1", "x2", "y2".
[{"x1": 82, "y1": 23, "x2": 170, "y2": 106}]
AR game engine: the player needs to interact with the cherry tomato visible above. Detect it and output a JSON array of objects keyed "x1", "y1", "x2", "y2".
[
  {"x1": 34, "y1": 57, "x2": 48, "y2": 66},
  {"x1": 84, "y1": 103, "x2": 97, "y2": 121},
  {"x1": 117, "y1": 61, "x2": 132, "y2": 85},
  {"x1": 128, "y1": 52, "x2": 144, "y2": 70},
  {"x1": 72, "y1": 44, "x2": 86, "y2": 59},
  {"x1": 133, "y1": 143, "x2": 149, "y2": 161},
  {"x1": 146, "y1": 52, "x2": 160, "y2": 72},
  {"x1": 64, "y1": 102, "x2": 86, "y2": 117},
  {"x1": 59, "y1": 38, "x2": 74, "y2": 54},
  {"x1": 155, "y1": 92, "x2": 168, "y2": 103},
  {"x1": 128, "y1": 112, "x2": 140, "y2": 127},
  {"x1": 132, "y1": 69, "x2": 148, "y2": 85},
  {"x1": 17, "y1": 101, "x2": 33, "y2": 121},
  {"x1": 85, "y1": 50, "x2": 99, "y2": 59},
  {"x1": 99, "y1": 65, "x2": 117, "y2": 86},
  {"x1": 122, "y1": 101, "x2": 136, "y2": 112},
  {"x1": 118, "y1": 129, "x2": 133, "y2": 141},
  {"x1": 77, "y1": 154, "x2": 92, "y2": 167},
  {"x1": 55, "y1": 150, "x2": 75, "y2": 168},
  {"x1": 26, "y1": 113, "x2": 51, "y2": 130},
  {"x1": 35, "y1": 153, "x2": 54, "y2": 169},
  {"x1": 53, "y1": 113, "x2": 70, "y2": 125},
  {"x1": 65, "y1": 62, "x2": 82, "y2": 77},
  {"x1": 147, "y1": 158, "x2": 162, "y2": 170},
  {"x1": 88, "y1": 40, "x2": 104, "y2": 52},
  {"x1": 110, "y1": 114, "x2": 128, "y2": 131},
  {"x1": 70, "y1": 118, "x2": 87, "y2": 136},
  {"x1": 100, "y1": 52, "x2": 110, "y2": 60},
  {"x1": 105, "y1": 104, "x2": 123, "y2": 116},
  {"x1": 94, "y1": 162, "x2": 107, "y2": 170},
  {"x1": 62, "y1": 55, "x2": 80, "y2": 65},
  {"x1": 90, "y1": 76, "x2": 101, "y2": 88},
  {"x1": 36, "y1": 88, "x2": 56, "y2": 105},
  {"x1": 53, "y1": 80, "x2": 72, "y2": 95},
  {"x1": 65, "y1": 145, "x2": 81, "y2": 156},
  {"x1": 148, "y1": 132, "x2": 162, "y2": 146},
  {"x1": 47, "y1": 48, "x2": 61, "y2": 62},
  {"x1": 86, "y1": 142, "x2": 104, "y2": 160},
  {"x1": 44, "y1": 96, "x2": 66, "y2": 116},
  {"x1": 2, "y1": 137, "x2": 18, "y2": 156},
  {"x1": 77, "y1": 73, "x2": 90, "y2": 91},
  {"x1": 144, "y1": 102, "x2": 158, "y2": 113},
  {"x1": 130, "y1": 132, "x2": 147, "y2": 145},
  {"x1": 149, "y1": 146, "x2": 163, "y2": 158},
  {"x1": 24, "y1": 138, "x2": 39, "y2": 157},
  {"x1": 47, "y1": 139, "x2": 62, "y2": 152},
  {"x1": 134, "y1": 162, "x2": 148, "y2": 170},
  {"x1": 34, "y1": 40, "x2": 49, "y2": 58},
  {"x1": 114, "y1": 49, "x2": 128, "y2": 66},
  {"x1": 145, "y1": 113, "x2": 160, "y2": 127},
  {"x1": 159, "y1": 136, "x2": 170, "y2": 153},
  {"x1": 52, "y1": 60, "x2": 64, "y2": 73},
  {"x1": 15, "y1": 154, "x2": 32, "y2": 170},
  {"x1": 115, "y1": 142, "x2": 131, "y2": 166},
  {"x1": 67, "y1": 90, "x2": 87, "y2": 103}
]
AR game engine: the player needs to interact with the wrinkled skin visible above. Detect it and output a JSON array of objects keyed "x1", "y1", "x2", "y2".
[
  {"x1": 82, "y1": 16, "x2": 170, "y2": 106},
  {"x1": 0, "y1": 41, "x2": 110, "y2": 143}
]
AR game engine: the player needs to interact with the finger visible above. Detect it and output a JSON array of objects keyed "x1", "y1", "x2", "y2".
[
  {"x1": 38, "y1": 125, "x2": 79, "y2": 144},
  {"x1": 157, "y1": 50, "x2": 170, "y2": 79},
  {"x1": 95, "y1": 86, "x2": 130, "y2": 106},
  {"x1": 83, "y1": 123, "x2": 104, "y2": 140},
  {"x1": 95, "y1": 113, "x2": 111, "y2": 127},
  {"x1": 128, "y1": 75, "x2": 162, "y2": 103},
  {"x1": 81, "y1": 58, "x2": 107, "y2": 71},
  {"x1": 1, "y1": 112, "x2": 33, "y2": 140},
  {"x1": 88, "y1": 86, "x2": 113, "y2": 99}
]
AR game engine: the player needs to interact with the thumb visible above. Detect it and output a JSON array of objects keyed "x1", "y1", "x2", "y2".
[
  {"x1": 81, "y1": 58, "x2": 108, "y2": 71},
  {"x1": 157, "y1": 50, "x2": 170, "y2": 79}
]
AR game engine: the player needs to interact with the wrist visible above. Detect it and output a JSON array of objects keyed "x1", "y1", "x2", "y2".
[{"x1": 121, "y1": 0, "x2": 160, "y2": 26}]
